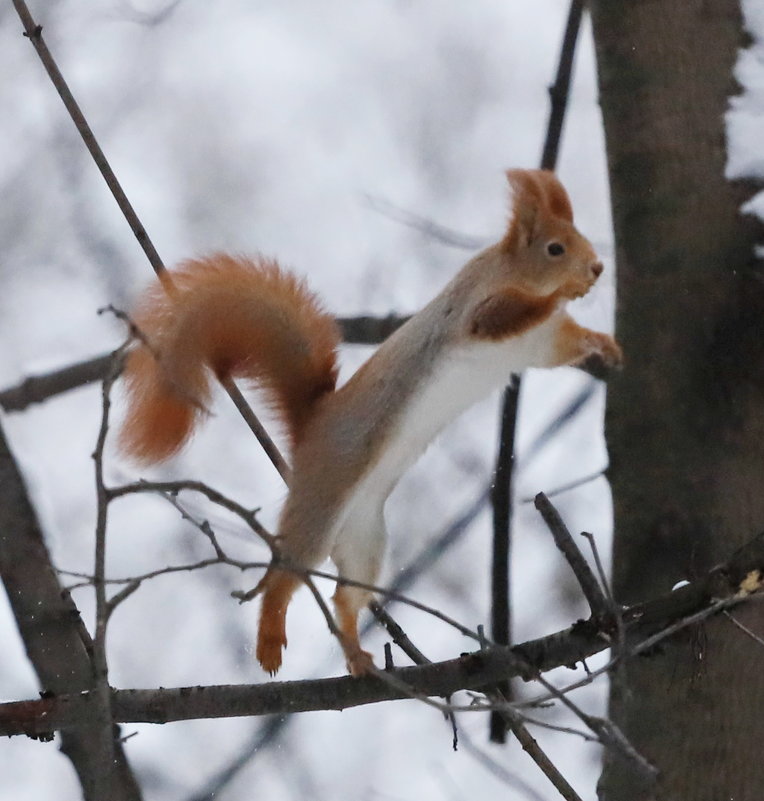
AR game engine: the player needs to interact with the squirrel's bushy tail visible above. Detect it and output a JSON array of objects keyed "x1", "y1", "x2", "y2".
[{"x1": 119, "y1": 255, "x2": 340, "y2": 463}]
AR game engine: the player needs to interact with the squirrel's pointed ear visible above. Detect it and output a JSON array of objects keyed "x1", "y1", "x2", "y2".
[
  {"x1": 503, "y1": 169, "x2": 544, "y2": 251},
  {"x1": 535, "y1": 169, "x2": 574, "y2": 223}
]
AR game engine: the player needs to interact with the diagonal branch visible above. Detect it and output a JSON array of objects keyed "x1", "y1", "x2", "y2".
[
  {"x1": 534, "y1": 492, "x2": 611, "y2": 620},
  {"x1": 10, "y1": 0, "x2": 167, "y2": 281},
  {"x1": 11, "y1": 0, "x2": 288, "y2": 479}
]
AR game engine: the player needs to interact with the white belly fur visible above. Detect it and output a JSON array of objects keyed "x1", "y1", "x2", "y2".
[{"x1": 328, "y1": 311, "x2": 560, "y2": 582}]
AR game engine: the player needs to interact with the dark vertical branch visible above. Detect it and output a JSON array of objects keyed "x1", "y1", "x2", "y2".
[
  {"x1": 489, "y1": 0, "x2": 586, "y2": 744},
  {"x1": 489, "y1": 374, "x2": 520, "y2": 743},
  {"x1": 540, "y1": 0, "x2": 586, "y2": 172}
]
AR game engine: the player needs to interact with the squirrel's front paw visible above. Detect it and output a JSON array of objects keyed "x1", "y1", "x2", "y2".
[{"x1": 575, "y1": 333, "x2": 623, "y2": 379}]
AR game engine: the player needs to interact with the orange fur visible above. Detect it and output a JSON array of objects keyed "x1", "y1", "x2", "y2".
[
  {"x1": 255, "y1": 569, "x2": 301, "y2": 675},
  {"x1": 119, "y1": 255, "x2": 340, "y2": 463},
  {"x1": 503, "y1": 168, "x2": 574, "y2": 252},
  {"x1": 120, "y1": 347, "x2": 200, "y2": 463},
  {"x1": 332, "y1": 584, "x2": 375, "y2": 676},
  {"x1": 118, "y1": 169, "x2": 620, "y2": 678},
  {"x1": 470, "y1": 287, "x2": 560, "y2": 340},
  {"x1": 553, "y1": 315, "x2": 623, "y2": 368}
]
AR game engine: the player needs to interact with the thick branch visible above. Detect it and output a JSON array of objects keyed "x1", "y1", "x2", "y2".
[{"x1": 2, "y1": 529, "x2": 763, "y2": 737}]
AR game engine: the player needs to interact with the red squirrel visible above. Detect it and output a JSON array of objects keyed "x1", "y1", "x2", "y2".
[{"x1": 119, "y1": 168, "x2": 622, "y2": 676}]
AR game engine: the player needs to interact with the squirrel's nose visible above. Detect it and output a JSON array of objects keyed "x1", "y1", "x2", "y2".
[{"x1": 591, "y1": 261, "x2": 604, "y2": 279}]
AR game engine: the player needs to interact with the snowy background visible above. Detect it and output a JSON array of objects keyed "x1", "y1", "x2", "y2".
[{"x1": 0, "y1": 1, "x2": 759, "y2": 799}]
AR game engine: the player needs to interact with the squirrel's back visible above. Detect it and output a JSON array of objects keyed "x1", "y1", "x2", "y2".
[{"x1": 119, "y1": 254, "x2": 340, "y2": 463}]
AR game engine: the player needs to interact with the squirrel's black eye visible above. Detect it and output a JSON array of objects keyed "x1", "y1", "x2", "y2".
[{"x1": 547, "y1": 242, "x2": 565, "y2": 257}]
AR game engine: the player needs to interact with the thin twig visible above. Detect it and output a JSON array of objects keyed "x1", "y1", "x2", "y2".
[
  {"x1": 61, "y1": 539, "x2": 483, "y2": 645},
  {"x1": 520, "y1": 715, "x2": 598, "y2": 742},
  {"x1": 459, "y1": 728, "x2": 548, "y2": 801},
  {"x1": 362, "y1": 194, "x2": 486, "y2": 251},
  {"x1": 507, "y1": 715, "x2": 584, "y2": 801},
  {"x1": 529, "y1": 670, "x2": 657, "y2": 781},
  {"x1": 160, "y1": 493, "x2": 227, "y2": 560},
  {"x1": 724, "y1": 610, "x2": 764, "y2": 648},
  {"x1": 107, "y1": 479, "x2": 276, "y2": 548},
  {"x1": 581, "y1": 530, "x2": 627, "y2": 675},
  {"x1": 11, "y1": 0, "x2": 168, "y2": 282},
  {"x1": 520, "y1": 469, "x2": 605, "y2": 504},
  {"x1": 369, "y1": 601, "x2": 432, "y2": 667},
  {"x1": 220, "y1": 377, "x2": 291, "y2": 484},
  {"x1": 90, "y1": 357, "x2": 124, "y2": 796},
  {"x1": 534, "y1": 492, "x2": 611, "y2": 620},
  {"x1": 520, "y1": 597, "x2": 742, "y2": 711},
  {"x1": 237, "y1": 563, "x2": 484, "y2": 642},
  {"x1": 369, "y1": 602, "x2": 459, "y2": 749},
  {"x1": 11, "y1": 0, "x2": 290, "y2": 482}
]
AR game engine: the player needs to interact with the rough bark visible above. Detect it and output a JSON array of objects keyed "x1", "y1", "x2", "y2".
[
  {"x1": 590, "y1": 1, "x2": 764, "y2": 798},
  {"x1": 0, "y1": 422, "x2": 142, "y2": 800}
]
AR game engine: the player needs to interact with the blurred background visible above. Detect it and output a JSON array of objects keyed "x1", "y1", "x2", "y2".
[{"x1": 0, "y1": 1, "x2": 640, "y2": 798}]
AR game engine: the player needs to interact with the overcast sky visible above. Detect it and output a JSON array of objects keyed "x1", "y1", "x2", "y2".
[{"x1": 0, "y1": 2, "x2": 761, "y2": 799}]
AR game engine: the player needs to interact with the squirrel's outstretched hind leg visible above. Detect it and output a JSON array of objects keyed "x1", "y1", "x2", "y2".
[
  {"x1": 333, "y1": 584, "x2": 375, "y2": 677},
  {"x1": 256, "y1": 569, "x2": 302, "y2": 675}
]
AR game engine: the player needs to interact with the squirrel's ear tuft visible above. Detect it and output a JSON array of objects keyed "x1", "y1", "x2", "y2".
[
  {"x1": 535, "y1": 169, "x2": 574, "y2": 223},
  {"x1": 502, "y1": 169, "x2": 575, "y2": 251},
  {"x1": 504, "y1": 169, "x2": 544, "y2": 251}
]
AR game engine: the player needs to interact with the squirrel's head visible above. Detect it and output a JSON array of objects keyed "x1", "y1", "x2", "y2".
[{"x1": 500, "y1": 169, "x2": 602, "y2": 300}]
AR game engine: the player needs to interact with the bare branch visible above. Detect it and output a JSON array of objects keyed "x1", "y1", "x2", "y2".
[
  {"x1": 0, "y1": 319, "x2": 611, "y2": 416},
  {"x1": 0, "y1": 352, "x2": 119, "y2": 412},
  {"x1": 534, "y1": 492, "x2": 611, "y2": 621},
  {"x1": 0, "y1": 419, "x2": 141, "y2": 798},
  {"x1": 520, "y1": 469, "x2": 605, "y2": 504},
  {"x1": 107, "y1": 479, "x2": 276, "y2": 548},
  {"x1": 90, "y1": 362, "x2": 122, "y2": 795},
  {"x1": 724, "y1": 610, "x2": 764, "y2": 648},
  {"x1": 339, "y1": 313, "x2": 410, "y2": 344},
  {"x1": 10, "y1": 0, "x2": 167, "y2": 280},
  {"x1": 507, "y1": 718, "x2": 584, "y2": 801},
  {"x1": 540, "y1": 0, "x2": 586, "y2": 171},
  {"x1": 220, "y1": 376, "x2": 291, "y2": 483},
  {"x1": 3, "y1": 529, "x2": 762, "y2": 738},
  {"x1": 489, "y1": 373, "x2": 520, "y2": 742},
  {"x1": 0, "y1": 313, "x2": 411, "y2": 416},
  {"x1": 489, "y1": 0, "x2": 587, "y2": 749},
  {"x1": 362, "y1": 193, "x2": 486, "y2": 251},
  {"x1": 369, "y1": 601, "x2": 432, "y2": 667}
]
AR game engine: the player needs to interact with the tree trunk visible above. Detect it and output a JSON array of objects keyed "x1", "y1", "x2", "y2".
[
  {"x1": 590, "y1": 1, "x2": 764, "y2": 799},
  {"x1": 0, "y1": 423, "x2": 142, "y2": 800}
]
